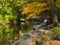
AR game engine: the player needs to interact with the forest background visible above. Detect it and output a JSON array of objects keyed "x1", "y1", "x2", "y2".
[{"x1": 0, "y1": 0, "x2": 60, "y2": 45}]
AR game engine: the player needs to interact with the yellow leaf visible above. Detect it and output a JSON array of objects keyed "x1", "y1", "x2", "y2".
[{"x1": 22, "y1": 2, "x2": 50, "y2": 20}]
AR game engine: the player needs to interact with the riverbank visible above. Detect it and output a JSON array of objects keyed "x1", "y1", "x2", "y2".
[{"x1": 11, "y1": 26, "x2": 60, "y2": 45}]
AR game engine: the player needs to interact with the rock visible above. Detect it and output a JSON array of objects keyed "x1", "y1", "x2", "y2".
[
  {"x1": 33, "y1": 24, "x2": 46, "y2": 30},
  {"x1": 11, "y1": 29, "x2": 48, "y2": 45},
  {"x1": 11, "y1": 30, "x2": 37, "y2": 45},
  {"x1": 44, "y1": 40, "x2": 60, "y2": 45},
  {"x1": 11, "y1": 29, "x2": 60, "y2": 45},
  {"x1": 20, "y1": 38, "x2": 35, "y2": 45}
]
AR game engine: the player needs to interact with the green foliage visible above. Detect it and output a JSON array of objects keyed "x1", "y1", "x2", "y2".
[
  {"x1": 56, "y1": 0, "x2": 60, "y2": 8},
  {"x1": 39, "y1": 32, "x2": 51, "y2": 45},
  {"x1": 52, "y1": 25, "x2": 60, "y2": 40},
  {"x1": 0, "y1": 0, "x2": 60, "y2": 45}
]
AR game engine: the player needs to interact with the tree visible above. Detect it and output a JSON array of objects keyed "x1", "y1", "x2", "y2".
[
  {"x1": 45, "y1": 0, "x2": 58, "y2": 25},
  {"x1": 53, "y1": 0, "x2": 58, "y2": 25},
  {"x1": 22, "y1": 2, "x2": 50, "y2": 20}
]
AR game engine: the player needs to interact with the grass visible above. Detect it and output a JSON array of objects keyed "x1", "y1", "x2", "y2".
[{"x1": 52, "y1": 25, "x2": 60, "y2": 40}]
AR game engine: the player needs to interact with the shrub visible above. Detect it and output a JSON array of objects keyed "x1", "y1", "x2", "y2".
[{"x1": 52, "y1": 25, "x2": 60, "y2": 40}]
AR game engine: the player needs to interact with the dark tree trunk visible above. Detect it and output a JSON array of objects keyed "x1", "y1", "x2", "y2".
[
  {"x1": 45, "y1": 0, "x2": 58, "y2": 25},
  {"x1": 53, "y1": 4, "x2": 58, "y2": 25}
]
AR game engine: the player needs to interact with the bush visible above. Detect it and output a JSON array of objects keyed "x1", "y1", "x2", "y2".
[{"x1": 52, "y1": 25, "x2": 60, "y2": 40}]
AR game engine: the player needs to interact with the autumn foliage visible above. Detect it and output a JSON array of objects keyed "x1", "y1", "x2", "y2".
[{"x1": 22, "y1": 2, "x2": 50, "y2": 20}]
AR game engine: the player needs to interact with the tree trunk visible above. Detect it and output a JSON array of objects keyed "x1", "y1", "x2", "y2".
[
  {"x1": 45, "y1": 0, "x2": 58, "y2": 25},
  {"x1": 53, "y1": 5, "x2": 58, "y2": 25}
]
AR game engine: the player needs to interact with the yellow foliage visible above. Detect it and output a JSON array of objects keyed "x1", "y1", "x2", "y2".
[
  {"x1": 26, "y1": 14, "x2": 37, "y2": 20},
  {"x1": 22, "y1": 2, "x2": 50, "y2": 20},
  {"x1": 26, "y1": 14, "x2": 33, "y2": 20},
  {"x1": 19, "y1": 31, "x2": 24, "y2": 36}
]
